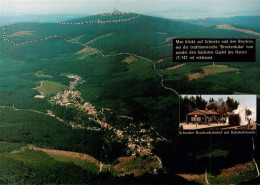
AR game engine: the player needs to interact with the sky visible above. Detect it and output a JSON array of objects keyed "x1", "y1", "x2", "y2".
[{"x1": 0, "y1": 0, "x2": 259, "y2": 19}]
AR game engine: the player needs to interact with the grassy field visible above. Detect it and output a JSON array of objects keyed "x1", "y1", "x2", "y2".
[
  {"x1": 0, "y1": 146, "x2": 97, "y2": 184},
  {"x1": 69, "y1": 33, "x2": 87, "y2": 42},
  {"x1": 113, "y1": 156, "x2": 161, "y2": 176},
  {"x1": 216, "y1": 24, "x2": 260, "y2": 36},
  {"x1": 122, "y1": 56, "x2": 137, "y2": 64},
  {"x1": 203, "y1": 64, "x2": 239, "y2": 75},
  {"x1": 34, "y1": 80, "x2": 67, "y2": 96},
  {"x1": 0, "y1": 142, "x2": 160, "y2": 180},
  {"x1": 188, "y1": 64, "x2": 239, "y2": 80},
  {"x1": 8, "y1": 31, "x2": 35, "y2": 37},
  {"x1": 0, "y1": 107, "x2": 108, "y2": 162},
  {"x1": 0, "y1": 142, "x2": 193, "y2": 184},
  {"x1": 12, "y1": 145, "x2": 100, "y2": 173},
  {"x1": 0, "y1": 13, "x2": 259, "y2": 184},
  {"x1": 75, "y1": 47, "x2": 99, "y2": 60},
  {"x1": 179, "y1": 161, "x2": 257, "y2": 185},
  {"x1": 85, "y1": 33, "x2": 114, "y2": 45},
  {"x1": 164, "y1": 63, "x2": 185, "y2": 71},
  {"x1": 35, "y1": 71, "x2": 52, "y2": 78},
  {"x1": 208, "y1": 162, "x2": 257, "y2": 184}
]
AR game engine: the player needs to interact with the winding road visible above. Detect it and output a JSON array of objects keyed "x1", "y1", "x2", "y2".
[
  {"x1": 2, "y1": 25, "x2": 180, "y2": 96},
  {"x1": 0, "y1": 12, "x2": 182, "y2": 170},
  {"x1": 2, "y1": 16, "x2": 260, "y2": 180}
]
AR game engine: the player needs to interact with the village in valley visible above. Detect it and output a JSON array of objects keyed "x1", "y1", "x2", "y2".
[
  {"x1": 2, "y1": 9, "x2": 168, "y2": 159},
  {"x1": 1, "y1": 1, "x2": 259, "y2": 182},
  {"x1": 46, "y1": 74, "x2": 166, "y2": 157}
]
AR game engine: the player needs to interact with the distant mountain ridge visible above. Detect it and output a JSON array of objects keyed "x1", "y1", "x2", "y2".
[
  {"x1": 0, "y1": 14, "x2": 90, "y2": 26},
  {"x1": 181, "y1": 15, "x2": 260, "y2": 29},
  {"x1": 1, "y1": 13, "x2": 259, "y2": 63}
]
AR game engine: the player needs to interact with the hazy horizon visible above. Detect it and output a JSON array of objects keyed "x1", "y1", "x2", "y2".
[{"x1": 0, "y1": 0, "x2": 259, "y2": 19}]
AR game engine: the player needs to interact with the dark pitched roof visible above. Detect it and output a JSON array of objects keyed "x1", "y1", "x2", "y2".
[{"x1": 187, "y1": 109, "x2": 220, "y2": 115}]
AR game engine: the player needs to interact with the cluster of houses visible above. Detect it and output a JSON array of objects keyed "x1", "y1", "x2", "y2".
[
  {"x1": 50, "y1": 75, "x2": 97, "y2": 116},
  {"x1": 48, "y1": 74, "x2": 166, "y2": 157},
  {"x1": 2, "y1": 17, "x2": 166, "y2": 159},
  {"x1": 57, "y1": 14, "x2": 140, "y2": 25},
  {"x1": 89, "y1": 112, "x2": 154, "y2": 156},
  {"x1": 65, "y1": 74, "x2": 84, "y2": 87},
  {"x1": 51, "y1": 90, "x2": 82, "y2": 105},
  {"x1": 95, "y1": 114, "x2": 156, "y2": 156},
  {"x1": 126, "y1": 127, "x2": 154, "y2": 156},
  {"x1": 46, "y1": 109, "x2": 101, "y2": 131},
  {"x1": 95, "y1": 114, "x2": 158, "y2": 156},
  {"x1": 46, "y1": 110, "x2": 64, "y2": 123}
]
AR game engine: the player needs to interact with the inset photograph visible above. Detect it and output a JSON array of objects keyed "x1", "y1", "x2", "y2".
[{"x1": 179, "y1": 95, "x2": 257, "y2": 131}]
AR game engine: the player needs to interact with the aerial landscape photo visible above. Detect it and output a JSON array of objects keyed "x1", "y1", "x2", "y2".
[
  {"x1": 0, "y1": 0, "x2": 260, "y2": 184},
  {"x1": 180, "y1": 95, "x2": 257, "y2": 131}
]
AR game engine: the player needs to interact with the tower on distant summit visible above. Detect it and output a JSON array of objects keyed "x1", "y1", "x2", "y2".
[{"x1": 104, "y1": 8, "x2": 128, "y2": 15}]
